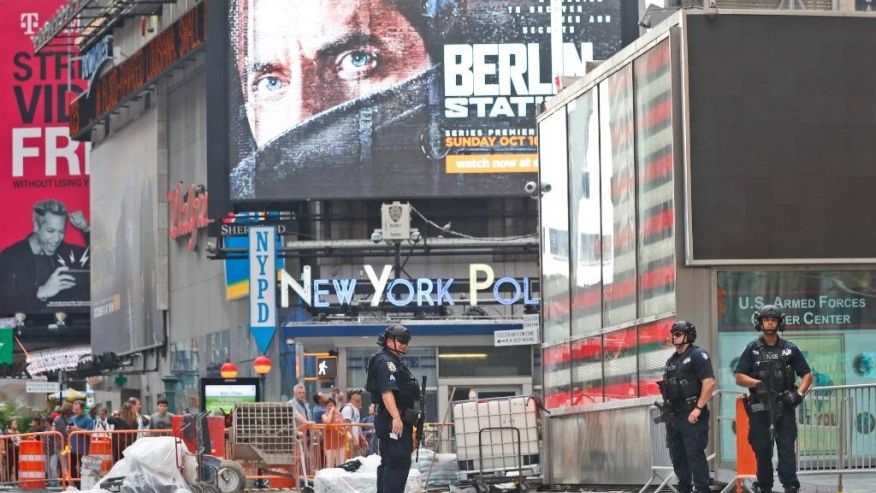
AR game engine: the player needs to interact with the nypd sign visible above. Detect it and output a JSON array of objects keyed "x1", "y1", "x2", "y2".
[{"x1": 249, "y1": 227, "x2": 276, "y2": 353}]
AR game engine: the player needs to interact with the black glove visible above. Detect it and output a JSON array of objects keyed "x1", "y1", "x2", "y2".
[
  {"x1": 782, "y1": 391, "x2": 804, "y2": 408},
  {"x1": 753, "y1": 381, "x2": 768, "y2": 399}
]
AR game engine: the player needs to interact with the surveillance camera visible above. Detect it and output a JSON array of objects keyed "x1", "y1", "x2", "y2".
[
  {"x1": 524, "y1": 181, "x2": 539, "y2": 197},
  {"x1": 541, "y1": 183, "x2": 551, "y2": 194},
  {"x1": 410, "y1": 230, "x2": 421, "y2": 243},
  {"x1": 370, "y1": 231, "x2": 383, "y2": 244}
]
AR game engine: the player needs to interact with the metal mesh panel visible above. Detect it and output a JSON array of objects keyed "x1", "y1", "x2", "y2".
[{"x1": 232, "y1": 402, "x2": 298, "y2": 464}]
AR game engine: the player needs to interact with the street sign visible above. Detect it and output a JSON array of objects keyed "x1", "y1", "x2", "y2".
[
  {"x1": 26, "y1": 380, "x2": 61, "y2": 394},
  {"x1": 494, "y1": 326, "x2": 539, "y2": 347},
  {"x1": 316, "y1": 357, "x2": 337, "y2": 378},
  {"x1": 0, "y1": 327, "x2": 12, "y2": 364}
]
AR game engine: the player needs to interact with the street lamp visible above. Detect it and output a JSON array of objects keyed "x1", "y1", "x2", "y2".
[
  {"x1": 253, "y1": 356, "x2": 272, "y2": 376},
  {"x1": 220, "y1": 361, "x2": 239, "y2": 380}
]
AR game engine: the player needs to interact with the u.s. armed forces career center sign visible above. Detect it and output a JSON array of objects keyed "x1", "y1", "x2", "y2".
[{"x1": 278, "y1": 264, "x2": 538, "y2": 309}]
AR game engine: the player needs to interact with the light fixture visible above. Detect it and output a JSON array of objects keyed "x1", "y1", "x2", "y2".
[
  {"x1": 438, "y1": 353, "x2": 488, "y2": 359},
  {"x1": 55, "y1": 312, "x2": 67, "y2": 327},
  {"x1": 220, "y1": 361, "x2": 239, "y2": 379},
  {"x1": 253, "y1": 355, "x2": 272, "y2": 376},
  {"x1": 14, "y1": 313, "x2": 26, "y2": 327}
]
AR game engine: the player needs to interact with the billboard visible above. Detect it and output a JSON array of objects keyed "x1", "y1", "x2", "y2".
[
  {"x1": 90, "y1": 109, "x2": 163, "y2": 355},
  {"x1": 0, "y1": 0, "x2": 90, "y2": 316},
  {"x1": 210, "y1": 0, "x2": 629, "y2": 203}
]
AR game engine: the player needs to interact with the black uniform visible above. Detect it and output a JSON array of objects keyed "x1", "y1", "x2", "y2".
[
  {"x1": 735, "y1": 337, "x2": 811, "y2": 492},
  {"x1": 661, "y1": 345, "x2": 714, "y2": 493},
  {"x1": 366, "y1": 348, "x2": 421, "y2": 493}
]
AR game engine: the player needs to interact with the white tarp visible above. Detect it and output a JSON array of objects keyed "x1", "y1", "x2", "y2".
[{"x1": 314, "y1": 454, "x2": 423, "y2": 493}]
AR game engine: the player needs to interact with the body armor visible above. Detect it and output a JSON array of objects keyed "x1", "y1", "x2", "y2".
[
  {"x1": 751, "y1": 339, "x2": 796, "y2": 399},
  {"x1": 661, "y1": 347, "x2": 703, "y2": 412}
]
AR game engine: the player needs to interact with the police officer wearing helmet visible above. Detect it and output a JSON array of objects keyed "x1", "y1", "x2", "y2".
[
  {"x1": 365, "y1": 325, "x2": 421, "y2": 492},
  {"x1": 660, "y1": 320, "x2": 716, "y2": 493},
  {"x1": 735, "y1": 305, "x2": 813, "y2": 493}
]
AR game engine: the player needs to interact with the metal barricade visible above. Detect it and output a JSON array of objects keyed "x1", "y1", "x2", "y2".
[
  {"x1": 638, "y1": 406, "x2": 677, "y2": 493},
  {"x1": 0, "y1": 431, "x2": 65, "y2": 489},
  {"x1": 796, "y1": 383, "x2": 876, "y2": 489},
  {"x1": 65, "y1": 429, "x2": 174, "y2": 487}
]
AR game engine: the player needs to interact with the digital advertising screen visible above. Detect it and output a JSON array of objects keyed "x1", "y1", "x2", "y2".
[
  {"x1": 209, "y1": 0, "x2": 632, "y2": 204},
  {"x1": 0, "y1": 0, "x2": 90, "y2": 316},
  {"x1": 200, "y1": 377, "x2": 261, "y2": 413}
]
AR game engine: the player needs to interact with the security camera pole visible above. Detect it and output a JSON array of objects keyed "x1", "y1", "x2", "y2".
[{"x1": 372, "y1": 202, "x2": 421, "y2": 279}]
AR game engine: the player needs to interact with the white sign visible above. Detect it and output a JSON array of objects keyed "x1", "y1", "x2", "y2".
[
  {"x1": 26, "y1": 380, "x2": 61, "y2": 393},
  {"x1": 249, "y1": 227, "x2": 277, "y2": 331},
  {"x1": 494, "y1": 327, "x2": 539, "y2": 347}
]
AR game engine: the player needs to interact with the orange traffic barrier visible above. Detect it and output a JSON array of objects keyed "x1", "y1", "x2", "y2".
[
  {"x1": 18, "y1": 440, "x2": 46, "y2": 489},
  {"x1": 735, "y1": 396, "x2": 758, "y2": 493},
  {"x1": 90, "y1": 437, "x2": 113, "y2": 473}
]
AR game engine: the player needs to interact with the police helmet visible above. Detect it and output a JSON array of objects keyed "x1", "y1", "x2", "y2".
[
  {"x1": 378, "y1": 324, "x2": 411, "y2": 346},
  {"x1": 670, "y1": 320, "x2": 697, "y2": 343},
  {"x1": 755, "y1": 304, "x2": 785, "y2": 331}
]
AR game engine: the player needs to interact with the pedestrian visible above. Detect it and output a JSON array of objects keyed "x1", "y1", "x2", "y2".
[
  {"x1": 366, "y1": 324, "x2": 422, "y2": 493},
  {"x1": 5, "y1": 419, "x2": 21, "y2": 481},
  {"x1": 107, "y1": 402, "x2": 139, "y2": 463},
  {"x1": 735, "y1": 305, "x2": 813, "y2": 493},
  {"x1": 93, "y1": 406, "x2": 113, "y2": 438},
  {"x1": 48, "y1": 402, "x2": 72, "y2": 486},
  {"x1": 312, "y1": 393, "x2": 327, "y2": 425},
  {"x1": 128, "y1": 397, "x2": 150, "y2": 431},
  {"x1": 68, "y1": 400, "x2": 94, "y2": 481},
  {"x1": 321, "y1": 398, "x2": 347, "y2": 467},
  {"x1": 149, "y1": 398, "x2": 174, "y2": 430},
  {"x1": 341, "y1": 389, "x2": 368, "y2": 458},
  {"x1": 659, "y1": 321, "x2": 716, "y2": 493},
  {"x1": 288, "y1": 383, "x2": 313, "y2": 427},
  {"x1": 361, "y1": 403, "x2": 377, "y2": 455}
]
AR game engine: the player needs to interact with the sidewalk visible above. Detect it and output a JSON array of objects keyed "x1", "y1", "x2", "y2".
[{"x1": 799, "y1": 472, "x2": 876, "y2": 493}]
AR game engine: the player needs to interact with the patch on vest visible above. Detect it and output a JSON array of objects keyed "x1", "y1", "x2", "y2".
[
  {"x1": 387, "y1": 362, "x2": 397, "y2": 373},
  {"x1": 702, "y1": 353, "x2": 709, "y2": 360}
]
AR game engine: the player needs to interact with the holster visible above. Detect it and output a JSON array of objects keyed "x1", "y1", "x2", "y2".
[{"x1": 402, "y1": 408, "x2": 419, "y2": 425}]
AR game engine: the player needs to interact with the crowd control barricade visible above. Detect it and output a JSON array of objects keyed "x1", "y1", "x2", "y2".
[
  {"x1": 638, "y1": 405, "x2": 677, "y2": 493},
  {"x1": 0, "y1": 431, "x2": 64, "y2": 489},
  {"x1": 795, "y1": 383, "x2": 876, "y2": 492},
  {"x1": 65, "y1": 428, "x2": 174, "y2": 487}
]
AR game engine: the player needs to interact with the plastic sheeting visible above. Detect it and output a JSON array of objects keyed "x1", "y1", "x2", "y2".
[
  {"x1": 412, "y1": 448, "x2": 459, "y2": 486},
  {"x1": 314, "y1": 454, "x2": 424, "y2": 493},
  {"x1": 80, "y1": 437, "x2": 198, "y2": 493}
]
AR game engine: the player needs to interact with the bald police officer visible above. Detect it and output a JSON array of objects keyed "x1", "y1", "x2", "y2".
[
  {"x1": 660, "y1": 321, "x2": 716, "y2": 493},
  {"x1": 366, "y1": 325, "x2": 421, "y2": 493},
  {"x1": 735, "y1": 305, "x2": 812, "y2": 493}
]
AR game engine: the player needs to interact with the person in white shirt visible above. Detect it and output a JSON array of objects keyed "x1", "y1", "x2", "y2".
[{"x1": 340, "y1": 388, "x2": 368, "y2": 457}]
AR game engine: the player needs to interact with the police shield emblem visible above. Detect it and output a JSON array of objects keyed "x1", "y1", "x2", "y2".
[
  {"x1": 389, "y1": 205, "x2": 403, "y2": 223},
  {"x1": 387, "y1": 362, "x2": 397, "y2": 373}
]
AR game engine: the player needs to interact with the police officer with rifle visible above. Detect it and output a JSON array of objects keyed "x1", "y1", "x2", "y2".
[
  {"x1": 658, "y1": 321, "x2": 716, "y2": 493},
  {"x1": 735, "y1": 305, "x2": 812, "y2": 493},
  {"x1": 366, "y1": 325, "x2": 424, "y2": 493}
]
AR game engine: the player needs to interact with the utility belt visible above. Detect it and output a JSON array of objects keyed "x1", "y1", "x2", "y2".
[
  {"x1": 376, "y1": 403, "x2": 420, "y2": 425},
  {"x1": 666, "y1": 395, "x2": 700, "y2": 414}
]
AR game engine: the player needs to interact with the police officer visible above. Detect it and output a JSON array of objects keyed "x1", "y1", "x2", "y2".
[
  {"x1": 660, "y1": 320, "x2": 716, "y2": 493},
  {"x1": 366, "y1": 325, "x2": 421, "y2": 493},
  {"x1": 735, "y1": 305, "x2": 813, "y2": 493}
]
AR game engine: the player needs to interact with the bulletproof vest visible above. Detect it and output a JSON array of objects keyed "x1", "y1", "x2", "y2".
[
  {"x1": 660, "y1": 347, "x2": 703, "y2": 411},
  {"x1": 752, "y1": 339, "x2": 796, "y2": 394},
  {"x1": 365, "y1": 350, "x2": 421, "y2": 412}
]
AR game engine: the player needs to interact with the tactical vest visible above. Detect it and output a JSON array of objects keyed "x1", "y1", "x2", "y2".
[
  {"x1": 751, "y1": 338, "x2": 796, "y2": 395},
  {"x1": 660, "y1": 346, "x2": 703, "y2": 411},
  {"x1": 365, "y1": 350, "x2": 421, "y2": 412}
]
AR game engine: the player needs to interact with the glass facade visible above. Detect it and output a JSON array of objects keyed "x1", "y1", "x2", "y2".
[
  {"x1": 538, "y1": 39, "x2": 676, "y2": 410},
  {"x1": 716, "y1": 270, "x2": 876, "y2": 462}
]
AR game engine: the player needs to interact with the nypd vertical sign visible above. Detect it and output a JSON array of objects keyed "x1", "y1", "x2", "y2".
[{"x1": 249, "y1": 227, "x2": 276, "y2": 354}]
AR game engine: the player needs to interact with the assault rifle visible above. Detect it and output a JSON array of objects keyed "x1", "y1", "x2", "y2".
[
  {"x1": 749, "y1": 360, "x2": 784, "y2": 441},
  {"x1": 415, "y1": 375, "x2": 427, "y2": 460}
]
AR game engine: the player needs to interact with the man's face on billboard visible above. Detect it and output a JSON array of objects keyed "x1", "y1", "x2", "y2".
[
  {"x1": 33, "y1": 213, "x2": 66, "y2": 255},
  {"x1": 238, "y1": 0, "x2": 431, "y2": 147}
]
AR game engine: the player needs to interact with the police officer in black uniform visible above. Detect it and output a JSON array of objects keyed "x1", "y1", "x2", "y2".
[
  {"x1": 660, "y1": 320, "x2": 716, "y2": 493},
  {"x1": 735, "y1": 305, "x2": 813, "y2": 493},
  {"x1": 366, "y1": 325, "x2": 421, "y2": 493}
]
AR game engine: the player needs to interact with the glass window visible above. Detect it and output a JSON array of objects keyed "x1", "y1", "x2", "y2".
[
  {"x1": 599, "y1": 66, "x2": 637, "y2": 326},
  {"x1": 568, "y1": 90, "x2": 603, "y2": 337},
  {"x1": 716, "y1": 270, "x2": 876, "y2": 462},
  {"x1": 634, "y1": 40, "x2": 676, "y2": 318},
  {"x1": 637, "y1": 318, "x2": 675, "y2": 397},
  {"x1": 438, "y1": 346, "x2": 531, "y2": 378},
  {"x1": 571, "y1": 335, "x2": 604, "y2": 405},
  {"x1": 543, "y1": 343, "x2": 571, "y2": 409},
  {"x1": 603, "y1": 325, "x2": 638, "y2": 401},
  {"x1": 539, "y1": 110, "x2": 571, "y2": 345}
]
